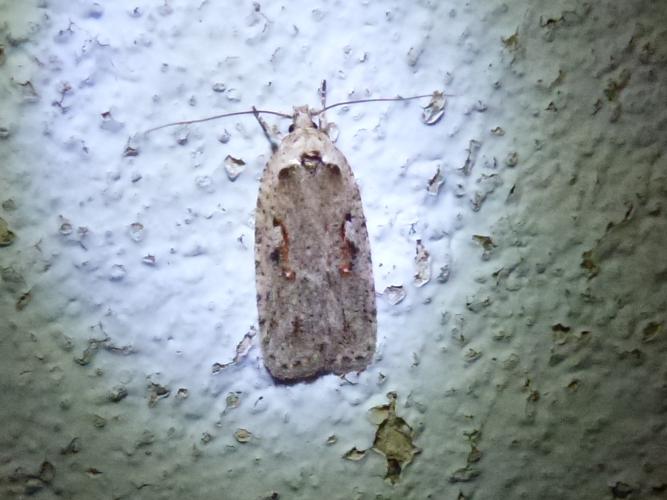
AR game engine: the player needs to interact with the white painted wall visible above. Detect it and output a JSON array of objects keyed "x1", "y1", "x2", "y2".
[{"x1": 1, "y1": 1, "x2": 665, "y2": 498}]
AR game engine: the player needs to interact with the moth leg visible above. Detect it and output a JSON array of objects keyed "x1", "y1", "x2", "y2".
[
  {"x1": 318, "y1": 79, "x2": 328, "y2": 131},
  {"x1": 252, "y1": 106, "x2": 279, "y2": 153},
  {"x1": 317, "y1": 80, "x2": 339, "y2": 141}
]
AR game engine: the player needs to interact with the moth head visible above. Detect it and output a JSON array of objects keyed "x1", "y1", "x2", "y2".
[{"x1": 291, "y1": 105, "x2": 317, "y2": 131}]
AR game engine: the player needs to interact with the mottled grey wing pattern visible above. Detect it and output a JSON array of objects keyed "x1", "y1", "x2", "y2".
[{"x1": 255, "y1": 125, "x2": 377, "y2": 382}]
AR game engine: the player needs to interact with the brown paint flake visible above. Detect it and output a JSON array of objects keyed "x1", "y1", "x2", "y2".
[
  {"x1": 342, "y1": 447, "x2": 367, "y2": 461},
  {"x1": 641, "y1": 321, "x2": 663, "y2": 343},
  {"x1": 344, "y1": 393, "x2": 420, "y2": 483},
  {"x1": 371, "y1": 393, "x2": 421, "y2": 484},
  {"x1": 604, "y1": 69, "x2": 631, "y2": 102},
  {"x1": 234, "y1": 428, "x2": 252, "y2": 443},
  {"x1": 0, "y1": 217, "x2": 16, "y2": 246},
  {"x1": 472, "y1": 234, "x2": 495, "y2": 251},
  {"x1": 147, "y1": 382, "x2": 170, "y2": 407},
  {"x1": 501, "y1": 31, "x2": 519, "y2": 50},
  {"x1": 581, "y1": 249, "x2": 599, "y2": 278},
  {"x1": 16, "y1": 290, "x2": 32, "y2": 311}
]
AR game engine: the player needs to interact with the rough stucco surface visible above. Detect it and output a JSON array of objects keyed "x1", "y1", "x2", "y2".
[{"x1": 0, "y1": 1, "x2": 666, "y2": 499}]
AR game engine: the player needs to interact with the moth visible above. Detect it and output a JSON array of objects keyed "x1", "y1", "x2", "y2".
[{"x1": 144, "y1": 82, "x2": 446, "y2": 382}]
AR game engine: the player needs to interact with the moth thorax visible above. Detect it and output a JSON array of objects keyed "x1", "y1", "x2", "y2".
[{"x1": 300, "y1": 151, "x2": 323, "y2": 171}]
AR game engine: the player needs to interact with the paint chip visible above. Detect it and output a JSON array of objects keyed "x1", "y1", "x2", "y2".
[
  {"x1": 642, "y1": 321, "x2": 663, "y2": 343},
  {"x1": 505, "y1": 151, "x2": 519, "y2": 167},
  {"x1": 383, "y1": 285, "x2": 406, "y2": 305},
  {"x1": 0, "y1": 217, "x2": 16, "y2": 246},
  {"x1": 371, "y1": 392, "x2": 421, "y2": 484},
  {"x1": 427, "y1": 167, "x2": 444, "y2": 196},
  {"x1": 581, "y1": 249, "x2": 599, "y2": 278},
  {"x1": 342, "y1": 447, "x2": 367, "y2": 461},
  {"x1": 449, "y1": 465, "x2": 481, "y2": 483},
  {"x1": 147, "y1": 382, "x2": 170, "y2": 407},
  {"x1": 1, "y1": 199, "x2": 16, "y2": 211},
  {"x1": 501, "y1": 31, "x2": 519, "y2": 50},
  {"x1": 421, "y1": 91, "x2": 446, "y2": 125},
  {"x1": 60, "y1": 437, "x2": 80, "y2": 455},
  {"x1": 129, "y1": 222, "x2": 145, "y2": 242},
  {"x1": 224, "y1": 154, "x2": 246, "y2": 181},
  {"x1": 414, "y1": 240, "x2": 431, "y2": 287},
  {"x1": 345, "y1": 393, "x2": 419, "y2": 483},
  {"x1": 212, "y1": 327, "x2": 256, "y2": 373},
  {"x1": 16, "y1": 290, "x2": 32, "y2": 311},
  {"x1": 224, "y1": 392, "x2": 241, "y2": 412},
  {"x1": 461, "y1": 140, "x2": 481, "y2": 175},
  {"x1": 472, "y1": 235, "x2": 495, "y2": 251},
  {"x1": 38, "y1": 461, "x2": 55, "y2": 483},
  {"x1": 604, "y1": 69, "x2": 631, "y2": 102},
  {"x1": 234, "y1": 428, "x2": 252, "y2": 443}
]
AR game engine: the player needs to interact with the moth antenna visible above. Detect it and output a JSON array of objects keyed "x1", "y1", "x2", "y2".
[
  {"x1": 143, "y1": 109, "x2": 292, "y2": 135},
  {"x1": 318, "y1": 79, "x2": 329, "y2": 130},
  {"x1": 313, "y1": 91, "x2": 455, "y2": 115}
]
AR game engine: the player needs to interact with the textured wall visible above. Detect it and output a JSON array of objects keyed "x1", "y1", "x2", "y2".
[{"x1": 1, "y1": 0, "x2": 666, "y2": 499}]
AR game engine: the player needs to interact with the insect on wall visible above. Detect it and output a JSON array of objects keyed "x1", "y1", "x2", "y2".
[{"x1": 140, "y1": 82, "x2": 447, "y2": 383}]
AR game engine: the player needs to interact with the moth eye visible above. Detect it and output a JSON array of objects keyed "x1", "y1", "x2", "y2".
[
  {"x1": 288, "y1": 124, "x2": 295, "y2": 133},
  {"x1": 344, "y1": 213, "x2": 352, "y2": 222}
]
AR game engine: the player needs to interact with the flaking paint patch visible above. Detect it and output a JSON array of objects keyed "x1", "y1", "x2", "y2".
[
  {"x1": 344, "y1": 392, "x2": 421, "y2": 484},
  {"x1": 255, "y1": 106, "x2": 377, "y2": 382}
]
